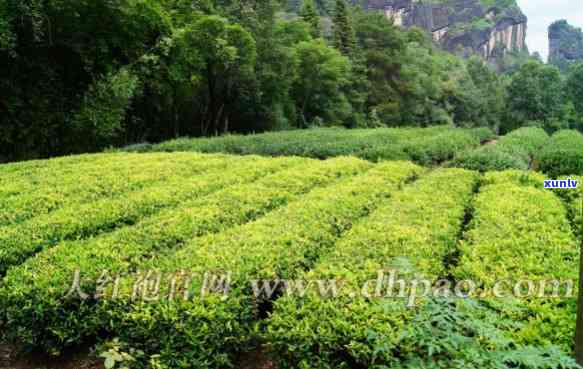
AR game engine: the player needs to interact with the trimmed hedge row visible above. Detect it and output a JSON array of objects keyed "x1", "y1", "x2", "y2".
[
  {"x1": 0, "y1": 152, "x2": 125, "y2": 179},
  {"x1": 128, "y1": 127, "x2": 444, "y2": 157},
  {"x1": 538, "y1": 130, "x2": 583, "y2": 177},
  {"x1": 455, "y1": 171, "x2": 579, "y2": 350},
  {"x1": 0, "y1": 155, "x2": 302, "y2": 276},
  {"x1": 0, "y1": 153, "x2": 231, "y2": 227},
  {"x1": 451, "y1": 127, "x2": 549, "y2": 172},
  {"x1": 0, "y1": 157, "x2": 373, "y2": 352},
  {"x1": 450, "y1": 146, "x2": 529, "y2": 172},
  {"x1": 0, "y1": 153, "x2": 176, "y2": 201},
  {"x1": 265, "y1": 169, "x2": 478, "y2": 368},
  {"x1": 402, "y1": 130, "x2": 487, "y2": 166},
  {"x1": 125, "y1": 127, "x2": 494, "y2": 165},
  {"x1": 100, "y1": 161, "x2": 421, "y2": 368}
]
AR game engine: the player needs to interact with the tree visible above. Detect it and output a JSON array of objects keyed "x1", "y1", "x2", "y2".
[
  {"x1": 332, "y1": 0, "x2": 355, "y2": 56},
  {"x1": 353, "y1": 10, "x2": 405, "y2": 123},
  {"x1": 299, "y1": 0, "x2": 320, "y2": 38},
  {"x1": 71, "y1": 69, "x2": 141, "y2": 151},
  {"x1": 291, "y1": 39, "x2": 351, "y2": 127},
  {"x1": 506, "y1": 61, "x2": 566, "y2": 131},
  {"x1": 183, "y1": 15, "x2": 257, "y2": 135},
  {"x1": 566, "y1": 62, "x2": 583, "y2": 118},
  {"x1": 460, "y1": 57, "x2": 506, "y2": 131},
  {"x1": 0, "y1": 0, "x2": 171, "y2": 160}
]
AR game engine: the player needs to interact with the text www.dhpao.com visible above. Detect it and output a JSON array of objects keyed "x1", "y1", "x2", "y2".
[{"x1": 67, "y1": 269, "x2": 576, "y2": 307}]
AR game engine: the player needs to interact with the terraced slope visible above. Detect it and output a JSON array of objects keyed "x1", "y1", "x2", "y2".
[{"x1": 0, "y1": 152, "x2": 580, "y2": 369}]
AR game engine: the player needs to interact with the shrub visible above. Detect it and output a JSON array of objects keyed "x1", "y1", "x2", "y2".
[
  {"x1": 126, "y1": 126, "x2": 488, "y2": 165},
  {"x1": 402, "y1": 130, "x2": 482, "y2": 165},
  {"x1": 469, "y1": 127, "x2": 497, "y2": 142},
  {"x1": 538, "y1": 130, "x2": 583, "y2": 177},
  {"x1": 455, "y1": 172, "x2": 579, "y2": 350},
  {"x1": 0, "y1": 154, "x2": 299, "y2": 276},
  {"x1": 451, "y1": 127, "x2": 549, "y2": 172},
  {"x1": 451, "y1": 146, "x2": 529, "y2": 172},
  {"x1": 497, "y1": 126, "x2": 549, "y2": 162},
  {"x1": 0, "y1": 153, "x2": 230, "y2": 227},
  {"x1": 106, "y1": 161, "x2": 421, "y2": 367},
  {"x1": 266, "y1": 169, "x2": 478, "y2": 368},
  {"x1": 0, "y1": 159, "x2": 412, "y2": 358}
]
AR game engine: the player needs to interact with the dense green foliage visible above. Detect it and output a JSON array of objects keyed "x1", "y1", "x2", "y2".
[
  {"x1": 456, "y1": 171, "x2": 579, "y2": 351},
  {"x1": 566, "y1": 63, "x2": 583, "y2": 127},
  {"x1": 5, "y1": 0, "x2": 581, "y2": 163},
  {"x1": 126, "y1": 126, "x2": 494, "y2": 164},
  {"x1": 549, "y1": 20, "x2": 583, "y2": 72},
  {"x1": 0, "y1": 154, "x2": 304, "y2": 276},
  {"x1": 451, "y1": 127, "x2": 549, "y2": 172},
  {"x1": 1, "y1": 152, "x2": 582, "y2": 368},
  {"x1": 267, "y1": 169, "x2": 478, "y2": 368},
  {"x1": 538, "y1": 130, "x2": 583, "y2": 177},
  {"x1": 0, "y1": 158, "x2": 422, "y2": 367}
]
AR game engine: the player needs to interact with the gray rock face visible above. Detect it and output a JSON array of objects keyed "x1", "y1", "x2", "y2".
[
  {"x1": 362, "y1": 0, "x2": 527, "y2": 61},
  {"x1": 549, "y1": 20, "x2": 583, "y2": 69}
]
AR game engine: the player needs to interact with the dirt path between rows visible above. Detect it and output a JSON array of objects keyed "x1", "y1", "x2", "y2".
[
  {"x1": 0, "y1": 344, "x2": 103, "y2": 369},
  {"x1": 482, "y1": 139, "x2": 498, "y2": 146},
  {"x1": 1, "y1": 343, "x2": 277, "y2": 369}
]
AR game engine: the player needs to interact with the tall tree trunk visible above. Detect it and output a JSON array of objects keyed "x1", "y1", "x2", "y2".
[
  {"x1": 214, "y1": 104, "x2": 225, "y2": 136},
  {"x1": 223, "y1": 114, "x2": 229, "y2": 134},
  {"x1": 203, "y1": 65, "x2": 217, "y2": 136}
]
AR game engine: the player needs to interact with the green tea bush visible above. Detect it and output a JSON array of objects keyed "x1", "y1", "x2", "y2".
[
  {"x1": 0, "y1": 153, "x2": 188, "y2": 225},
  {"x1": 0, "y1": 153, "x2": 128, "y2": 200},
  {"x1": 455, "y1": 172, "x2": 579, "y2": 350},
  {"x1": 403, "y1": 131, "x2": 482, "y2": 165},
  {"x1": 102, "y1": 161, "x2": 421, "y2": 368},
  {"x1": 468, "y1": 127, "x2": 497, "y2": 142},
  {"x1": 538, "y1": 130, "x2": 583, "y2": 177},
  {"x1": 451, "y1": 146, "x2": 529, "y2": 172},
  {"x1": 0, "y1": 158, "x2": 381, "y2": 354},
  {"x1": 126, "y1": 126, "x2": 490, "y2": 165},
  {"x1": 0, "y1": 155, "x2": 299, "y2": 276},
  {"x1": 266, "y1": 169, "x2": 478, "y2": 368},
  {"x1": 496, "y1": 127, "x2": 549, "y2": 161},
  {"x1": 451, "y1": 127, "x2": 549, "y2": 172}
]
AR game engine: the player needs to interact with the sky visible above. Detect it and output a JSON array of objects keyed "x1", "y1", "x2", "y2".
[{"x1": 517, "y1": 0, "x2": 583, "y2": 61}]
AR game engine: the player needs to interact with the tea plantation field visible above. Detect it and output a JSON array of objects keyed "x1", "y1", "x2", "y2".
[
  {"x1": 125, "y1": 126, "x2": 583, "y2": 176},
  {"x1": 1, "y1": 132, "x2": 582, "y2": 368}
]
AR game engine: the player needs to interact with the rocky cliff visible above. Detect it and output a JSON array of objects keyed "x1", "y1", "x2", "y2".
[
  {"x1": 549, "y1": 20, "x2": 583, "y2": 71},
  {"x1": 365, "y1": 0, "x2": 527, "y2": 61}
]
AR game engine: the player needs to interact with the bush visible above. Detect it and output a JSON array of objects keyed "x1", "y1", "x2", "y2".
[
  {"x1": 538, "y1": 130, "x2": 583, "y2": 176},
  {"x1": 0, "y1": 153, "x2": 226, "y2": 227},
  {"x1": 497, "y1": 126, "x2": 549, "y2": 161},
  {"x1": 450, "y1": 127, "x2": 549, "y2": 172},
  {"x1": 266, "y1": 169, "x2": 478, "y2": 368},
  {"x1": 122, "y1": 143, "x2": 153, "y2": 153},
  {"x1": 402, "y1": 130, "x2": 484, "y2": 165},
  {"x1": 108, "y1": 161, "x2": 421, "y2": 367},
  {"x1": 469, "y1": 127, "x2": 497, "y2": 142},
  {"x1": 127, "y1": 126, "x2": 489, "y2": 166},
  {"x1": 451, "y1": 146, "x2": 529, "y2": 172},
  {"x1": 0, "y1": 160, "x2": 420, "y2": 362},
  {"x1": 0, "y1": 154, "x2": 296, "y2": 276},
  {"x1": 455, "y1": 172, "x2": 579, "y2": 350}
]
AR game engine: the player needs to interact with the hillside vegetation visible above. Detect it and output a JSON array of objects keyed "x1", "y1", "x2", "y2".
[
  {"x1": 126, "y1": 126, "x2": 583, "y2": 176},
  {"x1": 125, "y1": 126, "x2": 495, "y2": 165},
  {"x1": 0, "y1": 149, "x2": 582, "y2": 368},
  {"x1": 2, "y1": 0, "x2": 583, "y2": 163}
]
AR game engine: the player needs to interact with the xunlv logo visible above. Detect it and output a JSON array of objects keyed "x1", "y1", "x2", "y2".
[{"x1": 544, "y1": 179, "x2": 579, "y2": 189}]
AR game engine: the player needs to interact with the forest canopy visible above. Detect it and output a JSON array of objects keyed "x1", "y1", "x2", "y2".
[{"x1": 0, "y1": 0, "x2": 582, "y2": 162}]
